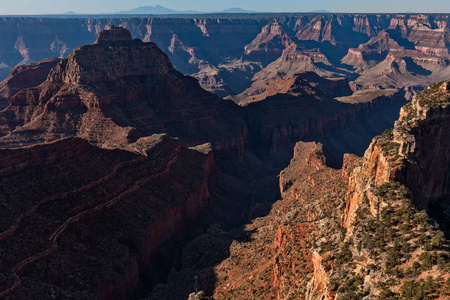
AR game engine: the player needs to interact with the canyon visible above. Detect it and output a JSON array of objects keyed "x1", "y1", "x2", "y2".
[
  {"x1": 0, "y1": 23, "x2": 448, "y2": 300},
  {"x1": 1, "y1": 14, "x2": 450, "y2": 101},
  {"x1": 184, "y1": 81, "x2": 450, "y2": 300}
]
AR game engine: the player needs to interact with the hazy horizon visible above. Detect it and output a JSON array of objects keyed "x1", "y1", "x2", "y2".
[{"x1": 0, "y1": 0, "x2": 450, "y2": 15}]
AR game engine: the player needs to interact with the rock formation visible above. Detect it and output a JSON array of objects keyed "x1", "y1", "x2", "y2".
[
  {"x1": 0, "y1": 58, "x2": 60, "y2": 109},
  {"x1": 342, "y1": 30, "x2": 404, "y2": 72},
  {"x1": 243, "y1": 20, "x2": 295, "y2": 65},
  {"x1": 0, "y1": 25, "x2": 407, "y2": 160},
  {"x1": 1, "y1": 14, "x2": 450, "y2": 101},
  {"x1": 242, "y1": 74, "x2": 405, "y2": 158},
  {"x1": 240, "y1": 71, "x2": 352, "y2": 104},
  {"x1": 0, "y1": 134, "x2": 214, "y2": 300},
  {"x1": 182, "y1": 81, "x2": 450, "y2": 300},
  {"x1": 0, "y1": 26, "x2": 248, "y2": 155}
]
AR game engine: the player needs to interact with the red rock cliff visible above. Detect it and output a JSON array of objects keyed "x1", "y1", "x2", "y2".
[{"x1": 343, "y1": 80, "x2": 450, "y2": 230}]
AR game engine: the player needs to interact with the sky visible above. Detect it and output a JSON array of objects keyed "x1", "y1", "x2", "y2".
[{"x1": 0, "y1": 0, "x2": 449, "y2": 15}]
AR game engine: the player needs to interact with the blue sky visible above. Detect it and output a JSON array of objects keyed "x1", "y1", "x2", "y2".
[{"x1": 0, "y1": 0, "x2": 449, "y2": 14}]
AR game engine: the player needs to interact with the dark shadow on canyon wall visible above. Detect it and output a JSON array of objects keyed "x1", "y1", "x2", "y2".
[{"x1": 429, "y1": 198, "x2": 450, "y2": 240}]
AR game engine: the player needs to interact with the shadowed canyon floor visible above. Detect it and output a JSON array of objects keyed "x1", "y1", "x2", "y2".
[{"x1": 0, "y1": 26, "x2": 448, "y2": 300}]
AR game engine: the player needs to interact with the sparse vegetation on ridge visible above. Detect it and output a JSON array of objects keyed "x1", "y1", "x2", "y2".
[{"x1": 416, "y1": 81, "x2": 450, "y2": 108}]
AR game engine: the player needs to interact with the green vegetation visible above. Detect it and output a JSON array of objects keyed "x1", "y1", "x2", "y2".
[
  {"x1": 337, "y1": 274, "x2": 369, "y2": 300},
  {"x1": 378, "y1": 288, "x2": 397, "y2": 300},
  {"x1": 400, "y1": 277, "x2": 441, "y2": 300},
  {"x1": 376, "y1": 129, "x2": 401, "y2": 157},
  {"x1": 336, "y1": 241, "x2": 353, "y2": 265},
  {"x1": 334, "y1": 180, "x2": 450, "y2": 299},
  {"x1": 416, "y1": 81, "x2": 450, "y2": 108}
]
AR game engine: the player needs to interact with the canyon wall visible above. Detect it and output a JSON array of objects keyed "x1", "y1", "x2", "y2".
[
  {"x1": 185, "y1": 81, "x2": 450, "y2": 300},
  {"x1": 1, "y1": 14, "x2": 450, "y2": 100},
  {"x1": 0, "y1": 27, "x2": 407, "y2": 162},
  {"x1": 343, "y1": 80, "x2": 450, "y2": 229},
  {"x1": 314, "y1": 81, "x2": 450, "y2": 299},
  {"x1": 243, "y1": 75, "x2": 406, "y2": 161},
  {"x1": 0, "y1": 134, "x2": 214, "y2": 300},
  {"x1": 0, "y1": 26, "x2": 249, "y2": 157}
]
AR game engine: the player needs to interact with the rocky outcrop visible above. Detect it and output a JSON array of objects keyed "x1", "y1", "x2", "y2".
[
  {"x1": 342, "y1": 30, "x2": 404, "y2": 71},
  {"x1": 191, "y1": 64, "x2": 237, "y2": 97},
  {"x1": 394, "y1": 82, "x2": 450, "y2": 209},
  {"x1": 243, "y1": 20, "x2": 294, "y2": 64},
  {"x1": 0, "y1": 26, "x2": 248, "y2": 156},
  {"x1": 343, "y1": 80, "x2": 450, "y2": 230},
  {"x1": 305, "y1": 252, "x2": 334, "y2": 300},
  {"x1": 240, "y1": 72, "x2": 351, "y2": 104},
  {"x1": 176, "y1": 80, "x2": 450, "y2": 300},
  {"x1": 341, "y1": 131, "x2": 402, "y2": 229},
  {"x1": 0, "y1": 58, "x2": 59, "y2": 109},
  {"x1": 238, "y1": 44, "x2": 345, "y2": 98}
]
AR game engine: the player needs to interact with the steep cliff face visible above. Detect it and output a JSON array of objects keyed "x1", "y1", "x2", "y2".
[
  {"x1": 324, "y1": 81, "x2": 450, "y2": 299},
  {"x1": 343, "y1": 80, "x2": 450, "y2": 228},
  {"x1": 0, "y1": 134, "x2": 214, "y2": 300},
  {"x1": 390, "y1": 15, "x2": 450, "y2": 57},
  {"x1": 189, "y1": 81, "x2": 450, "y2": 300},
  {"x1": 203, "y1": 141, "x2": 347, "y2": 300},
  {"x1": 394, "y1": 83, "x2": 450, "y2": 209}
]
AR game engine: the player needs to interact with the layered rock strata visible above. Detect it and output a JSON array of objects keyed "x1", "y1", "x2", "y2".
[
  {"x1": 0, "y1": 58, "x2": 60, "y2": 109},
  {"x1": 188, "y1": 81, "x2": 450, "y2": 300},
  {"x1": 0, "y1": 134, "x2": 214, "y2": 300},
  {"x1": 0, "y1": 26, "x2": 248, "y2": 156},
  {"x1": 1, "y1": 14, "x2": 450, "y2": 100},
  {"x1": 243, "y1": 74, "x2": 405, "y2": 156}
]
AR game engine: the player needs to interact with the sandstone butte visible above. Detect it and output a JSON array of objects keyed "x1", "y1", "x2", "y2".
[{"x1": 0, "y1": 25, "x2": 448, "y2": 300}]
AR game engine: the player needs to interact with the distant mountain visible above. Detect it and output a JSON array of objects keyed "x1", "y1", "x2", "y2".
[
  {"x1": 220, "y1": 7, "x2": 258, "y2": 13},
  {"x1": 116, "y1": 5, "x2": 199, "y2": 15},
  {"x1": 116, "y1": 5, "x2": 258, "y2": 15},
  {"x1": 63, "y1": 11, "x2": 78, "y2": 15},
  {"x1": 309, "y1": 10, "x2": 332, "y2": 13}
]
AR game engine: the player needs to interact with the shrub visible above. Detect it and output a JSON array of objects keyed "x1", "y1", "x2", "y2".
[{"x1": 378, "y1": 289, "x2": 397, "y2": 299}]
